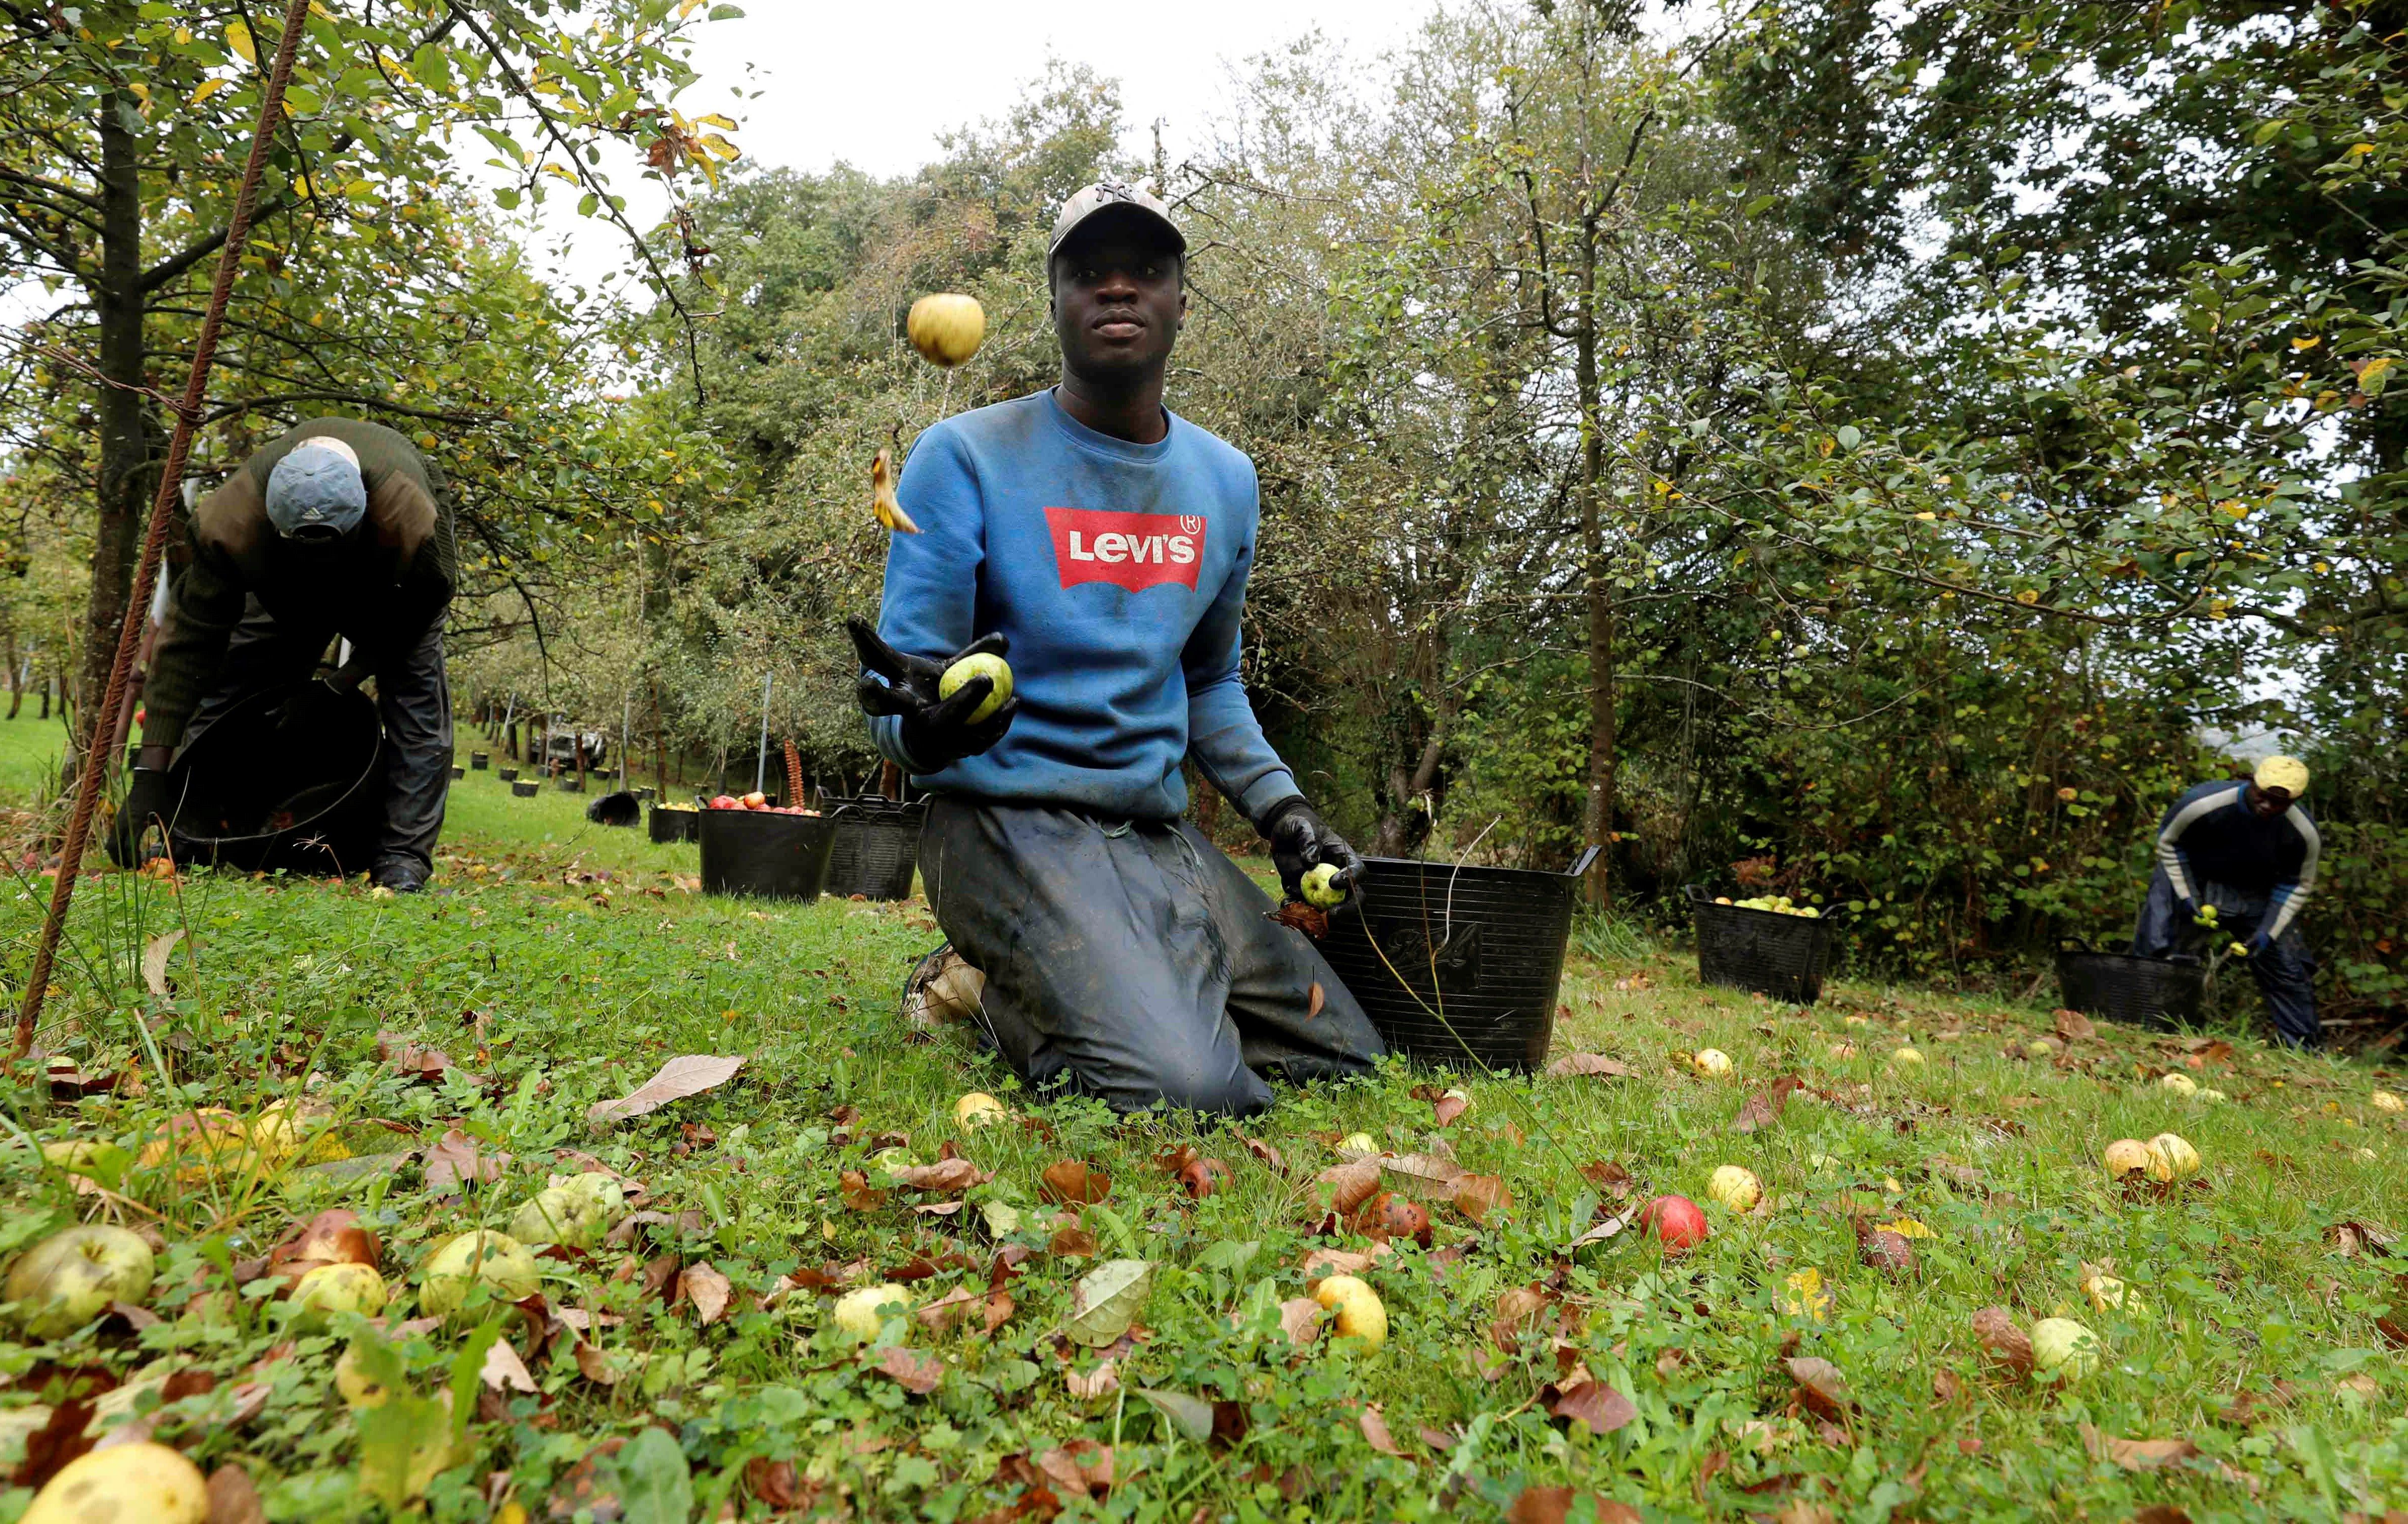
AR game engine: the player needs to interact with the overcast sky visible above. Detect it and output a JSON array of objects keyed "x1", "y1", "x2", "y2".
[{"x1": 519, "y1": 0, "x2": 1443, "y2": 292}]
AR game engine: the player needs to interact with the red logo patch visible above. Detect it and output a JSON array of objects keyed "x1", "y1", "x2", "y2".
[{"x1": 1044, "y1": 507, "x2": 1205, "y2": 592}]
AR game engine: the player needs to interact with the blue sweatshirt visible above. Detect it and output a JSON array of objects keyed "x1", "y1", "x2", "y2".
[
  {"x1": 2153, "y1": 779, "x2": 2320, "y2": 940},
  {"x1": 867, "y1": 389, "x2": 1301, "y2": 824}
]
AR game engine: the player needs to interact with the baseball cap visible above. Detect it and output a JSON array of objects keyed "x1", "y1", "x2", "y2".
[
  {"x1": 1047, "y1": 179, "x2": 1186, "y2": 264},
  {"x1": 2254, "y1": 755, "x2": 2309, "y2": 796},
  {"x1": 264, "y1": 437, "x2": 367, "y2": 541}
]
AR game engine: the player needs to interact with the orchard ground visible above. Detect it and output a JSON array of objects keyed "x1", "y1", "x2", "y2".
[{"x1": 0, "y1": 705, "x2": 2401, "y2": 1522}]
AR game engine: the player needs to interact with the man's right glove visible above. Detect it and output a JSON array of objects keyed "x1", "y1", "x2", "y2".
[
  {"x1": 1259, "y1": 795, "x2": 1366, "y2": 914},
  {"x1": 106, "y1": 767, "x2": 172, "y2": 868},
  {"x1": 847, "y1": 617, "x2": 1019, "y2": 772}
]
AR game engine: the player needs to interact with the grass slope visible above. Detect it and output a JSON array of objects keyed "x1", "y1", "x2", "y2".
[{"x1": 0, "y1": 722, "x2": 2401, "y2": 1521}]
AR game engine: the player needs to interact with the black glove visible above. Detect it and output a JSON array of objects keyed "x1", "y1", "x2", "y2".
[
  {"x1": 847, "y1": 617, "x2": 1019, "y2": 772},
  {"x1": 107, "y1": 767, "x2": 172, "y2": 868},
  {"x1": 1259, "y1": 795, "x2": 1366, "y2": 912}
]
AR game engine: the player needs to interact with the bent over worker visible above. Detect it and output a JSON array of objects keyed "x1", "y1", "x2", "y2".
[
  {"x1": 2131, "y1": 754, "x2": 2321, "y2": 1048},
  {"x1": 852, "y1": 180, "x2": 1386, "y2": 1115},
  {"x1": 108, "y1": 418, "x2": 456, "y2": 891}
]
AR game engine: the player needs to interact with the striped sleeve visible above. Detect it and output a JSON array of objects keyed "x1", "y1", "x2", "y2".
[
  {"x1": 2154, "y1": 786, "x2": 2239, "y2": 904},
  {"x1": 2262, "y1": 806, "x2": 2321, "y2": 941}
]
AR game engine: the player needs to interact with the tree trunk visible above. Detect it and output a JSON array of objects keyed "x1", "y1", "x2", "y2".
[
  {"x1": 4, "y1": 618, "x2": 19, "y2": 721},
  {"x1": 74, "y1": 89, "x2": 157, "y2": 781},
  {"x1": 1576, "y1": 212, "x2": 1614, "y2": 907}
]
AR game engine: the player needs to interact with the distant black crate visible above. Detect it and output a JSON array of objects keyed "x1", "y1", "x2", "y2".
[
  {"x1": 1689, "y1": 887, "x2": 1835, "y2": 1005},
  {"x1": 511, "y1": 780, "x2": 540, "y2": 798},
  {"x1": 698, "y1": 808, "x2": 839, "y2": 901},
  {"x1": 649, "y1": 804, "x2": 700, "y2": 844},
  {"x1": 497, "y1": 768, "x2": 520, "y2": 782},
  {"x1": 2056, "y1": 947, "x2": 2201, "y2": 1031}
]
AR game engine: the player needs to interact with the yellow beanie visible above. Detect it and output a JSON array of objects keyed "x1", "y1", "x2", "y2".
[{"x1": 2254, "y1": 755, "x2": 2308, "y2": 796}]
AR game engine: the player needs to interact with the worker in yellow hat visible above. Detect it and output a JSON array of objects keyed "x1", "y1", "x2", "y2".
[{"x1": 2132, "y1": 755, "x2": 2320, "y2": 1046}]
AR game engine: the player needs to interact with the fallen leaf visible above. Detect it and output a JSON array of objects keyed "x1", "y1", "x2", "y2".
[
  {"x1": 1049, "y1": 1225, "x2": 1099, "y2": 1258},
  {"x1": 265, "y1": 1209, "x2": 381, "y2": 1283},
  {"x1": 888, "y1": 1157, "x2": 988, "y2": 1193},
  {"x1": 423, "y1": 1128, "x2": 508, "y2": 1192},
  {"x1": 1040, "y1": 1160, "x2": 1113, "y2": 1205},
  {"x1": 2131, "y1": 1507, "x2": 2194, "y2": 1524},
  {"x1": 1316, "y1": 1159, "x2": 1383, "y2": 1214},
  {"x1": 2326, "y1": 1220, "x2": 2395, "y2": 1258},
  {"x1": 1064, "y1": 1260, "x2": 1154, "y2": 1347},
  {"x1": 378, "y1": 1032, "x2": 455, "y2": 1083},
  {"x1": 680, "y1": 1261, "x2": 731, "y2": 1325},
  {"x1": 2079, "y1": 1423, "x2": 2199, "y2": 1471},
  {"x1": 1240, "y1": 1134, "x2": 1286, "y2": 1172},
  {"x1": 1581, "y1": 1159, "x2": 1635, "y2": 1197},
  {"x1": 838, "y1": 1170, "x2": 887, "y2": 1211},
  {"x1": 479, "y1": 1340, "x2": 536, "y2": 1395},
  {"x1": 1451, "y1": 1173, "x2": 1511, "y2": 1223},
  {"x1": 572, "y1": 1342, "x2": 622, "y2": 1385},
  {"x1": 2053, "y1": 1008, "x2": 2096, "y2": 1042},
  {"x1": 1432, "y1": 1092, "x2": 1469, "y2": 1127},
  {"x1": 1066, "y1": 1360, "x2": 1119, "y2": 1399},
  {"x1": 1308, "y1": 982, "x2": 1325, "y2": 1020},
  {"x1": 1135, "y1": 1387, "x2": 1216, "y2": 1444},
  {"x1": 1971, "y1": 1306, "x2": 2033, "y2": 1377},
  {"x1": 1505, "y1": 1485, "x2": 1643, "y2": 1524},
  {"x1": 142, "y1": 930, "x2": 183, "y2": 997},
  {"x1": 1541, "y1": 1367, "x2": 1636, "y2": 1436},
  {"x1": 1562, "y1": 1200, "x2": 1643, "y2": 1254},
  {"x1": 1359, "y1": 1404, "x2": 1406, "y2": 1455},
  {"x1": 205, "y1": 1463, "x2": 265, "y2": 1524},
  {"x1": 1036, "y1": 1438, "x2": 1116, "y2": 1501},
  {"x1": 874, "y1": 1346, "x2": 943, "y2": 1395},
  {"x1": 1732, "y1": 1076, "x2": 1802, "y2": 1134},
  {"x1": 1381, "y1": 1152, "x2": 1467, "y2": 1202},
  {"x1": 1546, "y1": 1053, "x2": 1634, "y2": 1078},
  {"x1": 585, "y1": 1054, "x2": 746, "y2": 1126},
  {"x1": 1932, "y1": 1368, "x2": 1963, "y2": 1403},
  {"x1": 744, "y1": 1457, "x2": 806, "y2": 1511},
  {"x1": 1302, "y1": 1244, "x2": 1391, "y2": 1278},
  {"x1": 1278, "y1": 1297, "x2": 1323, "y2": 1348},
  {"x1": 1787, "y1": 1356, "x2": 1850, "y2": 1419}
]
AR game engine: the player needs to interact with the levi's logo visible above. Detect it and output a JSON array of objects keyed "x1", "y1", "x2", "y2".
[{"x1": 1044, "y1": 507, "x2": 1205, "y2": 592}]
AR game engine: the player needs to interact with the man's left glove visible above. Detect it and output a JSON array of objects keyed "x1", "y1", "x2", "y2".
[
  {"x1": 1259, "y1": 796, "x2": 1365, "y2": 913},
  {"x1": 106, "y1": 767, "x2": 171, "y2": 868},
  {"x1": 2246, "y1": 929, "x2": 2275, "y2": 957},
  {"x1": 847, "y1": 617, "x2": 1020, "y2": 772}
]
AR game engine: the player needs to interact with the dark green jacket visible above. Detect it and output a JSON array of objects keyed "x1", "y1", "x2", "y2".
[{"x1": 143, "y1": 418, "x2": 456, "y2": 749}]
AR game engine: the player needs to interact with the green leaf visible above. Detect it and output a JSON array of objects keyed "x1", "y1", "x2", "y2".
[
  {"x1": 708, "y1": 4, "x2": 747, "y2": 17},
  {"x1": 1136, "y1": 1388, "x2": 1216, "y2": 1444},
  {"x1": 1744, "y1": 193, "x2": 1777, "y2": 219},
  {"x1": 1836, "y1": 424, "x2": 1861, "y2": 450},
  {"x1": 615, "y1": 1426, "x2": 693, "y2": 1524}
]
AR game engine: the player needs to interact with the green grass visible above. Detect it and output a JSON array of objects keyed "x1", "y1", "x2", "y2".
[{"x1": 0, "y1": 723, "x2": 2402, "y2": 1521}]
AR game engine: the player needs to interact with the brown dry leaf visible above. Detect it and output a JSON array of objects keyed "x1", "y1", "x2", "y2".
[
  {"x1": 838, "y1": 1170, "x2": 888, "y2": 1212},
  {"x1": 1971, "y1": 1306, "x2": 2034, "y2": 1377},
  {"x1": 1732, "y1": 1076, "x2": 1803, "y2": 1134},
  {"x1": 204, "y1": 1463, "x2": 265, "y2": 1524},
  {"x1": 744, "y1": 1457, "x2": 806, "y2": 1511},
  {"x1": 1432, "y1": 1092, "x2": 1470, "y2": 1127},
  {"x1": 479, "y1": 1339, "x2": 537, "y2": 1395},
  {"x1": 1036, "y1": 1439, "x2": 1115, "y2": 1501},
  {"x1": 1040, "y1": 1160, "x2": 1113, "y2": 1205},
  {"x1": 2131, "y1": 1507, "x2": 2195, "y2": 1524},
  {"x1": 889, "y1": 1158, "x2": 989, "y2": 1194},
  {"x1": 141, "y1": 930, "x2": 185, "y2": 997},
  {"x1": 423, "y1": 1128, "x2": 508, "y2": 1192},
  {"x1": 2079, "y1": 1424, "x2": 2199, "y2": 1471},
  {"x1": 680, "y1": 1261, "x2": 732, "y2": 1325},
  {"x1": 265, "y1": 1209, "x2": 381, "y2": 1282},
  {"x1": 2053, "y1": 1008, "x2": 2097, "y2": 1042},
  {"x1": 572, "y1": 1342, "x2": 622, "y2": 1385},
  {"x1": 1932, "y1": 1368, "x2": 1963, "y2": 1404},
  {"x1": 586, "y1": 1053, "x2": 745, "y2": 1126},
  {"x1": 1067, "y1": 1360, "x2": 1120, "y2": 1400},
  {"x1": 2326, "y1": 1220, "x2": 2395, "y2": 1258},
  {"x1": 1359, "y1": 1404, "x2": 1406, "y2": 1456},
  {"x1": 1491, "y1": 1285, "x2": 1552, "y2": 1346},
  {"x1": 1505, "y1": 1488, "x2": 1643, "y2": 1524},
  {"x1": 378, "y1": 1031, "x2": 456, "y2": 1082},
  {"x1": 1787, "y1": 1357, "x2": 1851, "y2": 1419},
  {"x1": 1276, "y1": 1297, "x2": 1324, "y2": 1349},
  {"x1": 1381, "y1": 1152, "x2": 1467, "y2": 1202},
  {"x1": 915, "y1": 1286, "x2": 986, "y2": 1332},
  {"x1": 1308, "y1": 982, "x2": 1325, "y2": 1020},
  {"x1": 1541, "y1": 1365, "x2": 1637, "y2": 1437},
  {"x1": 1049, "y1": 1224, "x2": 1099, "y2": 1258},
  {"x1": 1302, "y1": 1244, "x2": 1391, "y2": 1279},
  {"x1": 874, "y1": 1345, "x2": 944, "y2": 1395},
  {"x1": 1270, "y1": 901, "x2": 1329, "y2": 938},
  {"x1": 1451, "y1": 1174, "x2": 1511, "y2": 1223},
  {"x1": 1240, "y1": 1134, "x2": 1286, "y2": 1173},
  {"x1": 1581, "y1": 1159, "x2": 1636, "y2": 1197},
  {"x1": 1316, "y1": 1159, "x2": 1384, "y2": 1215},
  {"x1": 1150, "y1": 1145, "x2": 1199, "y2": 1176},
  {"x1": 1562, "y1": 1200, "x2": 1644, "y2": 1255},
  {"x1": 1546, "y1": 1053, "x2": 1634, "y2": 1078}
]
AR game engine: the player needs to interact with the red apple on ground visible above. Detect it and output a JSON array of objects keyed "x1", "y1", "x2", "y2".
[{"x1": 1643, "y1": 1194, "x2": 1709, "y2": 1253}]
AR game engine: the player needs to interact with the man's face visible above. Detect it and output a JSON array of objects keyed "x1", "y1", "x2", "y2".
[
  {"x1": 2249, "y1": 785, "x2": 2292, "y2": 819},
  {"x1": 1050, "y1": 219, "x2": 1185, "y2": 384}
]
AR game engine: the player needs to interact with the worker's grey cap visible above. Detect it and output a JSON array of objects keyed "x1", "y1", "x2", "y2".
[
  {"x1": 264, "y1": 437, "x2": 366, "y2": 540},
  {"x1": 1047, "y1": 180, "x2": 1186, "y2": 263}
]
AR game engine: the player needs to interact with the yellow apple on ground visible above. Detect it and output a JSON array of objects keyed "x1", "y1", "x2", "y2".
[
  {"x1": 1890, "y1": 1046, "x2": 1924, "y2": 1068},
  {"x1": 23, "y1": 1441, "x2": 207, "y2": 1524},
  {"x1": 1692, "y1": 1049, "x2": 1734, "y2": 1077},
  {"x1": 2371, "y1": 1090, "x2": 2404, "y2": 1113},
  {"x1": 832, "y1": 1283, "x2": 912, "y2": 1341},
  {"x1": 419, "y1": 1230, "x2": 540, "y2": 1325},
  {"x1": 954, "y1": 1092, "x2": 1008, "y2": 1129},
  {"x1": 137, "y1": 1108, "x2": 251, "y2": 1182},
  {"x1": 2145, "y1": 1133, "x2": 2201, "y2": 1181},
  {"x1": 2160, "y1": 1072, "x2": 2197, "y2": 1096},
  {"x1": 1706, "y1": 1165, "x2": 1762, "y2": 1213},
  {"x1": 289, "y1": 1261, "x2": 388, "y2": 1331},
  {"x1": 2080, "y1": 1270, "x2": 2132, "y2": 1313},
  {"x1": 2102, "y1": 1138, "x2": 2153, "y2": 1179},
  {"x1": 2031, "y1": 1317, "x2": 2101, "y2": 1380},
  {"x1": 4, "y1": 1224, "x2": 156, "y2": 1340},
  {"x1": 335, "y1": 1343, "x2": 391, "y2": 1409},
  {"x1": 1312, "y1": 1274, "x2": 1387, "y2": 1350},
  {"x1": 509, "y1": 1176, "x2": 621, "y2": 1250},
  {"x1": 1338, "y1": 1132, "x2": 1378, "y2": 1154}
]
